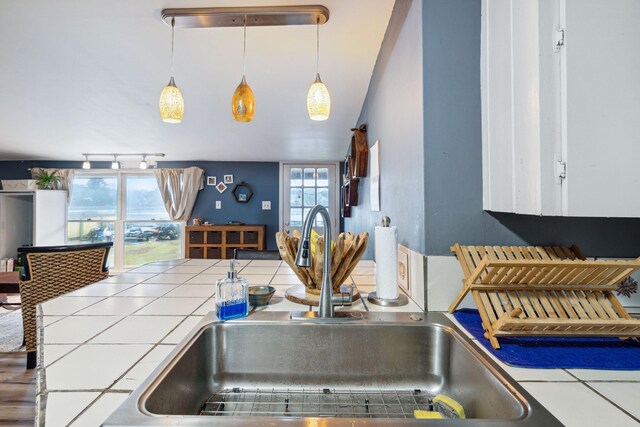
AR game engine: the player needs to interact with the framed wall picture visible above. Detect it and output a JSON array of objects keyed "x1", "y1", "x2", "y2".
[
  {"x1": 232, "y1": 182, "x2": 253, "y2": 203},
  {"x1": 207, "y1": 176, "x2": 217, "y2": 186},
  {"x1": 224, "y1": 174, "x2": 234, "y2": 184},
  {"x1": 216, "y1": 182, "x2": 227, "y2": 193}
]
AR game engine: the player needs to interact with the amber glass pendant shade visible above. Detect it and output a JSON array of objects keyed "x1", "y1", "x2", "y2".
[
  {"x1": 307, "y1": 73, "x2": 330, "y2": 121},
  {"x1": 232, "y1": 75, "x2": 255, "y2": 122},
  {"x1": 159, "y1": 77, "x2": 184, "y2": 123}
]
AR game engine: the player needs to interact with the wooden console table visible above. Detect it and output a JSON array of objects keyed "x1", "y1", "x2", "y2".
[{"x1": 185, "y1": 224, "x2": 266, "y2": 259}]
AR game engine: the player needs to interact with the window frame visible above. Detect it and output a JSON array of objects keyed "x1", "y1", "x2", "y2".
[{"x1": 68, "y1": 169, "x2": 185, "y2": 271}]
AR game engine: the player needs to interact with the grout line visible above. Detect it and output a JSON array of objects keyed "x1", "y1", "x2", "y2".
[{"x1": 581, "y1": 382, "x2": 640, "y2": 424}]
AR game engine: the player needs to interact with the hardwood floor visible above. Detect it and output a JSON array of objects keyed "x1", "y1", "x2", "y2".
[{"x1": 0, "y1": 352, "x2": 35, "y2": 426}]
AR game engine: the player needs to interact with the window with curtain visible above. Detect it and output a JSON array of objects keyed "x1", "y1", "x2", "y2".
[{"x1": 67, "y1": 171, "x2": 183, "y2": 270}]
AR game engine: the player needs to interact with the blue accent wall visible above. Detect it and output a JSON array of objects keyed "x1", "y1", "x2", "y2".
[{"x1": 0, "y1": 160, "x2": 280, "y2": 250}]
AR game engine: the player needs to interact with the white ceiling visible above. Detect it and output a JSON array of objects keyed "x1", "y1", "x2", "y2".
[{"x1": 0, "y1": 0, "x2": 394, "y2": 162}]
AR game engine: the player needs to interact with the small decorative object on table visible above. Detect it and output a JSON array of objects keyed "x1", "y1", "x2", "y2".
[{"x1": 276, "y1": 229, "x2": 368, "y2": 305}]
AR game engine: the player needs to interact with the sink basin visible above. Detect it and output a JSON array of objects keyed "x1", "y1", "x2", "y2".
[{"x1": 104, "y1": 311, "x2": 562, "y2": 426}]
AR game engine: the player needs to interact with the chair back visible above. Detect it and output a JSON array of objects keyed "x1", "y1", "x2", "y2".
[{"x1": 18, "y1": 242, "x2": 113, "y2": 356}]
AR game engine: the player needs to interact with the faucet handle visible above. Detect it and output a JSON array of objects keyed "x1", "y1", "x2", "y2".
[{"x1": 331, "y1": 285, "x2": 354, "y2": 307}]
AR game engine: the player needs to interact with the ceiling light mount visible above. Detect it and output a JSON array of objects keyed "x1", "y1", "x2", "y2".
[{"x1": 161, "y1": 6, "x2": 329, "y2": 29}]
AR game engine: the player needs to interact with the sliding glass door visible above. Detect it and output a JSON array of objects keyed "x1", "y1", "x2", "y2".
[{"x1": 68, "y1": 171, "x2": 183, "y2": 271}]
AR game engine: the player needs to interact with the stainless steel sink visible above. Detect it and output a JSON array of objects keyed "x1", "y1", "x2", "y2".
[{"x1": 104, "y1": 311, "x2": 562, "y2": 426}]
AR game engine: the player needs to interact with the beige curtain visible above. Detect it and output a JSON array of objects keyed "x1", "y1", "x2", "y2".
[
  {"x1": 153, "y1": 167, "x2": 205, "y2": 221},
  {"x1": 31, "y1": 168, "x2": 75, "y2": 199}
]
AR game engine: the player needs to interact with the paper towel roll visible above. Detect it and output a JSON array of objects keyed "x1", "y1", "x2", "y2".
[{"x1": 375, "y1": 225, "x2": 399, "y2": 299}]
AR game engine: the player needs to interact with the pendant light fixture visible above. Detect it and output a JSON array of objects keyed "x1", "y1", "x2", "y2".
[
  {"x1": 231, "y1": 16, "x2": 255, "y2": 122},
  {"x1": 307, "y1": 17, "x2": 330, "y2": 121},
  {"x1": 159, "y1": 18, "x2": 185, "y2": 124}
]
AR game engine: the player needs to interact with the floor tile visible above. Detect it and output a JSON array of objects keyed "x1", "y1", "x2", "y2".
[
  {"x1": 127, "y1": 265, "x2": 172, "y2": 274},
  {"x1": 246, "y1": 260, "x2": 282, "y2": 267},
  {"x1": 134, "y1": 297, "x2": 207, "y2": 315},
  {"x1": 41, "y1": 297, "x2": 105, "y2": 315},
  {"x1": 42, "y1": 316, "x2": 66, "y2": 327},
  {"x1": 239, "y1": 274, "x2": 274, "y2": 285},
  {"x1": 192, "y1": 298, "x2": 216, "y2": 315},
  {"x1": 231, "y1": 260, "x2": 250, "y2": 267},
  {"x1": 203, "y1": 266, "x2": 232, "y2": 274},
  {"x1": 65, "y1": 282, "x2": 137, "y2": 297},
  {"x1": 44, "y1": 316, "x2": 123, "y2": 344},
  {"x1": 149, "y1": 259, "x2": 186, "y2": 266},
  {"x1": 185, "y1": 273, "x2": 225, "y2": 284},
  {"x1": 567, "y1": 369, "x2": 640, "y2": 381},
  {"x1": 351, "y1": 275, "x2": 376, "y2": 285},
  {"x1": 165, "y1": 265, "x2": 210, "y2": 274},
  {"x1": 270, "y1": 275, "x2": 303, "y2": 285},
  {"x1": 184, "y1": 259, "x2": 220, "y2": 266},
  {"x1": 112, "y1": 345, "x2": 174, "y2": 390},
  {"x1": 70, "y1": 392, "x2": 130, "y2": 427},
  {"x1": 143, "y1": 273, "x2": 194, "y2": 284},
  {"x1": 75, "y1": 297, "x2": 155, "y2": 316},
  {"x1": 43, "y1": 345, "x2": 78, "y2": 367},
  {"x1": 45, "y1": 344, "x2": 151, "y2": 390},
  {"x1": 165, "y1": 284, "x2": 216, "y2": 298},
  {"x1": 90, "y1": 316, "x2": 184, "y2": 344},
  {"x1": 588, "y1": 382, "x2": 640, "y2": 420},
  {"x1": 45, "y1": 392, "x2": 100, "y2": 427},
  {"x1": 276, "y1": 266, "x2": 296, "y2": 275},
  {"x1": 240, "y1": 266, "x2": 278, "y2": 275},
  {"x1": 114, "y1": 284, "x2": 178, "y2": 297},
  {"x1": 102, "y1": 273, "x2": 158, "y2": 284},
  {"x1": 161, "y1": 316, "x2": 205, "y2": 344},
  {"x1": 521, "y1": 382, "x2": 638, "y2": 427}
]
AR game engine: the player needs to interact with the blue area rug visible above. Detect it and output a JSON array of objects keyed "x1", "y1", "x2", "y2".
[{"x1": 453, "y1": 308, "x2": 640, "y2": 370}]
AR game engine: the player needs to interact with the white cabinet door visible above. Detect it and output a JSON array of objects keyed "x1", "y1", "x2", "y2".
[
  {"x1": 482, "y1": 0, "x2": 640, "y2": 217},
  {"x1": 33, "y1": 190, "x2": 67, "y2": 246},
  {"x1": 561, "y1": 0, "x2": 640, "y2": 217}
]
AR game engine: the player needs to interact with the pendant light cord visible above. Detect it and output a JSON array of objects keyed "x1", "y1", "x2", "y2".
[
  {"x1": 316, "y1": 18, "x2": 320, "y2": 74},
  {"x1": 170, "y1": 17, "x2": 175, "y2": 78},
  {"x1": 243, "y1": 15, "x2": 247, "y2": 76}
]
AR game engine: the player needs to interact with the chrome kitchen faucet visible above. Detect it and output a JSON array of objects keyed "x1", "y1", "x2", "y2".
[{"x1": 291, "y1": 205, "x2": 362, "y2": 321}]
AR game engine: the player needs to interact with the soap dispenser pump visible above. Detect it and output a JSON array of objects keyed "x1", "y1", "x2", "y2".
[{"x1": 216, "y1": 260, "x2": 249, "y2": 320}]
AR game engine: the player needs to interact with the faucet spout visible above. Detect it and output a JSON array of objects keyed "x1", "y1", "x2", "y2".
[{"x1": 295, "y1": 205, "x2": 334, "y2": 317}]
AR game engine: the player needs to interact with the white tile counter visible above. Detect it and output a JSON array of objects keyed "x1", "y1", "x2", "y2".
[{"x1": 36, "y1": 259, "x2": 640, "y2": 426}]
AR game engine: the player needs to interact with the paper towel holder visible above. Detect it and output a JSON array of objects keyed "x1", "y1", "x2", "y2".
[{"x1": 368, "y1": 215, "x2": 409, "y2": 307}]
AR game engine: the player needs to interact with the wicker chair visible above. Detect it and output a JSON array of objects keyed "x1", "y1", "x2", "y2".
[{"x1": 18, "y1": 242, "x2": 112, "y2": 369}]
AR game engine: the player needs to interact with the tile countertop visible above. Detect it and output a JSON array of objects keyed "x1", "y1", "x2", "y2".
[{"x1": 36, "y1": 259, "x2": 640, "y2": 427}]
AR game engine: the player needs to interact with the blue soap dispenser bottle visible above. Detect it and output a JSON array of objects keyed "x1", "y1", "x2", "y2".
[{"x1": 216, "y1": 260, "x2": 249, "y2": 320}]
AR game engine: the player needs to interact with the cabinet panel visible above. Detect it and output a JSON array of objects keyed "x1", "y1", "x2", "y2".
[{"x1": 563, "y1": 0, "x2": 640, "y2": 217}]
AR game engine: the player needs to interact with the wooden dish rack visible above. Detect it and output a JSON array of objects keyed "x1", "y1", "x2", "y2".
[{"x1": 450, "y1": 244, "x2": 640, "y2": 349}]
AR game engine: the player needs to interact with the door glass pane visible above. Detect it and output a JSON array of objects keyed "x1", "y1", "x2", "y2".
[
  {"x1": 317, "y1": 188, "x2": 329, "y2": 207},
  {"x1": 126, "y1": 175, "x2": 169, "y2": 220},
  {"x1": 68, "y1": 176, "x2": 117, "y2": 220},
  {"x1": 317, "y1": 168, "x2": 329, "y2": 187},
  {"x1": 303, "y1": 188, "x2": 316, "y2": 207},
  {"x1": 303, "y1": 168, "x2": 316, "y2": 187},
  {"x1": 124, "y1": 222, "x2": 181, "y2": 267},
  {"x1": 290, "y1": 208, "x2": 303, "y2": 227},
  {"x1": 290, "y1": 168, "x2": 302, "y2": 187},
  {"x1": 67, "y1": 221, "x2": 115, "y2": 267},
  {"x1": 290, "y1": 188, "x2": 302, "y2": 207}
]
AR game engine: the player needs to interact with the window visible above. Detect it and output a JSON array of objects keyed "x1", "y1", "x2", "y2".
[{"x1": 68, "y1": 171, "x2": 183, "y2": 270}]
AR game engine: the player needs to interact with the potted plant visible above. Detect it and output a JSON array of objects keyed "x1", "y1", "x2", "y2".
[{"x1": 34, "y1": 169, "x2": 61, "y2": 190}]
